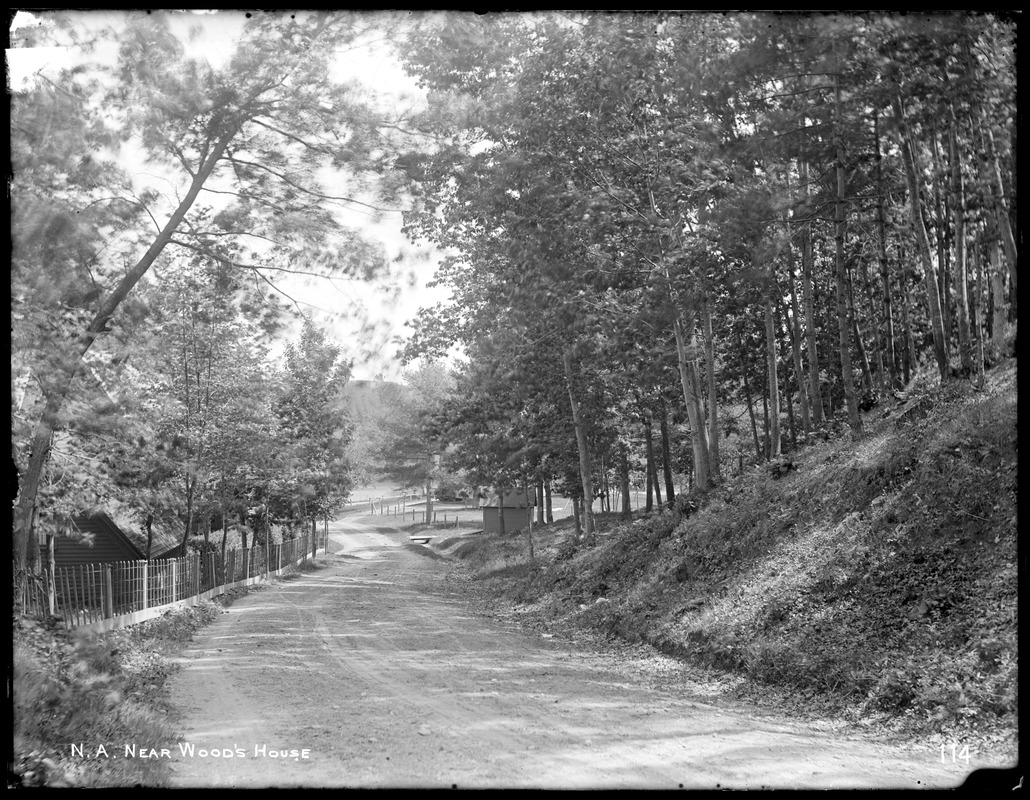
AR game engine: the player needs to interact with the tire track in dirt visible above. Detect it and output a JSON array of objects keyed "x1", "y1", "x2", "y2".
[{"x1": 164, "y1": 513, "x2": 978, "y2": 788}]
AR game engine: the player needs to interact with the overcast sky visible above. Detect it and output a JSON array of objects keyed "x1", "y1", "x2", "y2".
[{"x1": 9, "y1": 9, "x2": 452, "y2": 382}]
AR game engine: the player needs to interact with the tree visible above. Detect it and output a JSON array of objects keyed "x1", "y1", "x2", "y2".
[
  {"x1": 395, "y1": 11, "x2": 1016, "y2": 535},
  {"x1": 12, "y1": 11, "x2": 413, "y2": 580},
  {"x1": 274, "y1": 321, "x2": 353, "y2": 533},
  {"x1": 377, "y1": 360, "x2": 455, "y2": 522}
]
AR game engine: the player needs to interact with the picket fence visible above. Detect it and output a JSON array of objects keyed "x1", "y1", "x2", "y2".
[{"x1": 19, "y1": 529, "x2": 327, "y2": 633}]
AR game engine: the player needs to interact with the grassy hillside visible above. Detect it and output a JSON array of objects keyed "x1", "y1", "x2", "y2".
[{"x1": 441, "y1": 360, "x2": 1018, "y2": 750}]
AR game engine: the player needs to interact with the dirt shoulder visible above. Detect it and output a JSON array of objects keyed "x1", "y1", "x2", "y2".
[{"x1": 160, "y1": 514, "x2": 997, "y2": 789}]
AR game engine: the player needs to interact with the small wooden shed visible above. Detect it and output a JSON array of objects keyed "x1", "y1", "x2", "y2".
[{"x1": 479, "y1": 490, "x2": 536, "y2": 535}]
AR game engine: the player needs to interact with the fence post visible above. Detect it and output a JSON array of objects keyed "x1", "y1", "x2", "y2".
[
  {"x1": 104, "y1": 566, "x2": 114, "y2": 619},
  {"x1": 46, "y1": 569, "x2": 56, "y2": 617},
  {"x1": 46, "y1": 533, "x2": 57, "y2": 616},
  {"x1": 141, "y1": 560, "x2": 148, "y2": 610}
]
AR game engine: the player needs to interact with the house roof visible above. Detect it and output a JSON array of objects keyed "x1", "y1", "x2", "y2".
[
  {"x1": 106, "y1": 501, "x2": 184, "y2": 559},
  {"x1": 67, "y1": 513, "x2": 145, "y2": 561},
  {"x1": 479, "y1": 490, "x2": 536, "y2": 509}
]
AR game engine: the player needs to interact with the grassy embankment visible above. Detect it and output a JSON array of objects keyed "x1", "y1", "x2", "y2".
[{"x1": 440, "y1": 360, "x2": 1018, "y2": 750}]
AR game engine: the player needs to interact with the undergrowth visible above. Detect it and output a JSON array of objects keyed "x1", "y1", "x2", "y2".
[
  {"x1": 10, "y1": 584, "x2": 256, "y2": 787},
  {"x1": 449, "y1": 360, "x2": 1018, "y2": 754},
  {"x1": 9, "y1": 555, "x2": 330, "y2": 787}
]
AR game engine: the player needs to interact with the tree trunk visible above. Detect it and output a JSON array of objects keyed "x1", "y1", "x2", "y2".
[
  {"x1": 701, "y1": 293, "x2": 720, "y2": 481},
  {"x1": 673, "y1": 312, "x2": 710, "y2": 491},
  {"x1": 521, "y1": 473, "x2": 534, "y2": 561},
  {"x1": 764, "y1": 291, "x2": 781, "y2": 458},
  {"x1": 240, "y1": 508, "x2": 249, "y2": 551},
  {"x1": 562, "y1": 347, "x2": 595, "y2": 544},
  {"x1": 972, "y1": 238, "x2": 986, "y2": 386},
  {"x1": 761, "y1": 383, "x2": 770, "y2": 460},
  {"x1": 739, "y1": 342, "x2": 763, "y2": 461},
  {"x1": 12, "y1": 126, "x2": 238, "y2": 582},
  {"x1": 860, "y1": 250, "x2": 886, "y2": 392},
  {"x1": 220, "y1": 515, "x2": 229, "y2": 566},
  {"x1": 948, "y1": 117, "x2": 973, "y2": 374},
  {"x1": 873, "y1": 108, "x2": 902, "y2": 391},
  {"x1": 544, "y1": 481, "x2": 553, "y2": 524},
  {"x1": 799, "y1": 156, "x2": 826, "y2": 426},
  {"x1": 642, "y1": 415, "x2": 659, "y2": 508},
  {"x1": 183, "y1": 474, "x2": 197, "y2": 555},
  {"x1": 978, "y1": 118, "x2": 1017, "y2": 302},
  {"x1": 784, "y1": 212, "x2": 811, "y2": 434},
  {"x1": 898, "y1": 254, "x2": 916, "y2": 386},
  {"x1": 777, "y1": 300, "x2": 799, "y2": 450},
  {"x1": 659, "y1": 406, "x2": 676, "y2": 507},
  {"x1": 892, "y1": 91, "x2": 950, "y2": 383},
  {"x1": 536, "y1": 476, "x2": 545, "y2": 525},
  {"x1": 835, "y1": 69, "x2": 863, "y2": 436},
  {"x1": 144, "y1": 513, "x2": 155, "y2": 561},
  {"x1": 990, "y1": 245, "x2": 1007, "y2": 352},
  {"x1": 847, "y1": 258, "x2": 875, "y2": 395},
  {"x1": 930, "y1": 125, "x2": 954, "y2": 347},
  {"x1": 619, "y1": 441, "x2": 631, "y2": 520},
  {"x1": 571, "y1": 495, "x2": 582, "y2": 539}
]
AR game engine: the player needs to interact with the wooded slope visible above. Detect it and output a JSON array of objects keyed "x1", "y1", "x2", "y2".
[{"x1": 449, "y1": 358, "x2": 1017, "y2": 747}]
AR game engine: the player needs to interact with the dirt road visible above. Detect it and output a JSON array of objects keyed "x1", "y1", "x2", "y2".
[{"x1": 164, "y1": 514, "x2": 983, "y2": 789}]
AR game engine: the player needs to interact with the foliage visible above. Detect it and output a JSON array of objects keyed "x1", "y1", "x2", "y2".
[
  {"x1": 373, "y1": 360, "x2": 455, "y2": 502},
  {"x1": 11, "y1": 10, "x2": 419, "y2": 574},
  {"x1": 270, "y1": 320, "x2": 354, "y2": 527},
  {"x1": 11, "y1": 602, "x2": 219, "y2": 787},
  {"x1": 395, "y1": 11, "x2": 1016, "y2": 547}
]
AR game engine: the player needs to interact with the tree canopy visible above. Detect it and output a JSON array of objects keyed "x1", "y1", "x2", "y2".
[{"x1": 395, "y1": 11, "x2": 1016, "y2": 533}]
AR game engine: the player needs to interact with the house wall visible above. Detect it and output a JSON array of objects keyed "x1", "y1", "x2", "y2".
[
  {"x1": 482, "y1": 507, "x2": 534, "y2": 535},
  {"x1": 46, "y1": 517, "x2": 142, "y2": 570}
]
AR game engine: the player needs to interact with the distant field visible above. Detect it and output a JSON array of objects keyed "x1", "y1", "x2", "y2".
[
  {"x1": 347, "y1": 479, "x2": 412, "y2": 505},
  {"x1": 347, "y1": 484, "x2": 659, "y2": 525}
]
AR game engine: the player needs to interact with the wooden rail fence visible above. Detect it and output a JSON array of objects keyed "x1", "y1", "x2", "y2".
[{"x1": 18, "y1": 529, "x2": 326, "y2": 632}]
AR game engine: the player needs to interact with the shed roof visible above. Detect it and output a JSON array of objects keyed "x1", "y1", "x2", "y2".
[
  {"x1": 61, "y1": 513, "x2": 146, "y2": 562},
  {"x1": 106, "y1": 503, "x2": 184, "y2": 559},
  {"x1": 479, "y1": 490, "x2": 535, "y2": 509}
]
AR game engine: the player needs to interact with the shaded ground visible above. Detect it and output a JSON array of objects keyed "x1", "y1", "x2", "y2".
[{"x1": 163, "y1": 513, "x2": 991, "y2": 789}]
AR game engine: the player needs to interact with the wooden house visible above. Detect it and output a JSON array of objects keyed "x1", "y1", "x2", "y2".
[
  {"x1": 47, "y1": 514, "x2": 145, "y2": 570},
  {"x1": 479, "y1": 490, "x2": 536, "y2": 535},
  {"x1": 44, "y1": 512, "x2": 182, "y2": 569}
]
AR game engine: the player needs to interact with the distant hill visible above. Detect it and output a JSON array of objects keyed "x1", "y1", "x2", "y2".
[
  {"x1": 342, "y1": 378, "x2": 413, "y2": 490},
  {"x1": 341, "y1": 378, "x2": 409, "y2": 420}
]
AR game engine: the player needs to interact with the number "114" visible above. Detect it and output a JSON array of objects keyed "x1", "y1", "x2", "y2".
[{"x1": 940, "y1": 743, "x2": 970, "y2": 763}]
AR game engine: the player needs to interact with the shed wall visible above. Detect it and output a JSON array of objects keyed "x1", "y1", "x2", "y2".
[{"x1": 482, "y1": 507, "x2": 534, "y2": 535}]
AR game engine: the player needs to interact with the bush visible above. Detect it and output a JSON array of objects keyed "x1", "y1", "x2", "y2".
[{"x1": 11, "y1": 601, "x2": 225, "y2": 787}]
